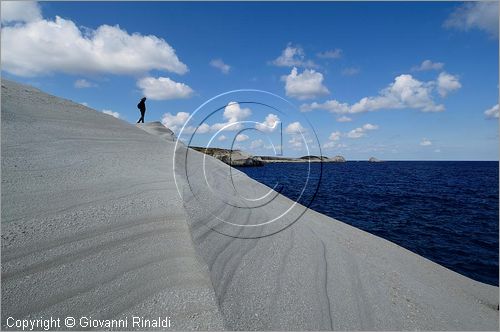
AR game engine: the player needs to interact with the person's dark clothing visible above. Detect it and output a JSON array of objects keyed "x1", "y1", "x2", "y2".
[
  {"x1": 137, "y1": 109, "x2": 145, "y2": 123},
  {"x1": 137, "y1": 99, "x2": 146, "y2": 123}
]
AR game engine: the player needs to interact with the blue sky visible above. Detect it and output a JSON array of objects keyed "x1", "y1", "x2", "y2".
[{"x1": 1, "y1": 1, "x2": 498, "y2": 160}]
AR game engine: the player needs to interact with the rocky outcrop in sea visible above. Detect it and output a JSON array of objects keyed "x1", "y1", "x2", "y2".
[{"x1": 190, "y1": 147, "x2": 264, "y2": 167}]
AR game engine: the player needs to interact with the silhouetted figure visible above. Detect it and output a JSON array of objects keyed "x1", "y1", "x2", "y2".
[{"x1": 137, "y1": 97, "x2": 146, "y2": 123}]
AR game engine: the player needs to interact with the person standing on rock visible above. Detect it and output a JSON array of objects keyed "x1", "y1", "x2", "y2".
[{"x1": 136, "y1": 97, "x2": 146, "y2": 123}]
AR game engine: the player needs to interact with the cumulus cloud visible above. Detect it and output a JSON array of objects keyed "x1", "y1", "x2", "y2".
[
  {"x1": 271, "y1": 44, "x2": 317, "y2": 68},
  {"x1": 211, "y1": 102, "x2": 252, "y2": 132},
  {"x1": 336, "y1": 115, "x2": 352, "y2": 122},
  {"x1": 224, "y1": 102, "x2": 252, "y2": 123},
  {"x1": 444, "y1": 1, "x2": 499, "y2": 38},
  {"x1": 347, "y1": 123, "x2": 378, "y2": 139},
  {"x1": 323, "y1": 130, "x2": 343, "y2": 149},
  {"x1": 301, "y1": 99, "x2": 350, "y2": 113},
  {"x1": 217, "y1": 135, "x2": 227, "y2": 142},
  {"x1": 74, "y1": 79, "x2": 97, "y2": 88},
  {"x1": 363, "y1": 124, "x2": 378, "y2": 130},
  {"x1": 288, "y1": 136, "x2": 304, "y2": 149},
  {"x1": 341, "y1": 67, "x2": 361, "y2": 76},
  {"x1": 194, "y1": 123, "x2": 211, "y2": 134},
  {"x1": 420, "y1": 138, "x2": 432, "y2": 146},
  {"x1": 412, "y1": 60, "x2": 444, "y2": 71},
  {"x1": 161, "y1": 111, "x2": 190, "y2": 132},
  {"x1": 282, "y1": 67, "x2": 329, "y2": 100},
  {"x1": 272, "y1": 44, "x2": 303, "y2": 67},
  {"x1": 102, "y1": 110, "x2": 120, "y2": 118},
  {"x1": 1, "y1": 13, "x2": 188, "y2": 76},
  {"x1": 301, "y1": 73, "x2": 456, "y2": 114},
  {"x1": 317, "y1": 49, "x2": 342, "y2": 59},
  {"x1": 1, "y1": 1, "x2": 41, "y2": 23},
  {"x1": 329, "y1": 131, "x2": 341, "y2": 141},
  {"x1": 436, "y1": 72, "x2": 461, "y2": 97},
  {"x1": 250, "y1": 139, "x2": 264, "y2": 149},
  {"x1": 210, "y1": 58, "x2": 231, "y2": 74},
  {"x1": 287, "y1": 135, "x2": 313, "y2": 150},
  {"x1": 160, "y1": 111, "x2": 210, "y2": 135},
  {"x1": 255, "y1": 113, "x2": 280, "y2": 132},
  {"x1": 137, "y1": 77, "x2": 193, "y2": 100},
  {"x1": 285, "y1": 121, "x2": 313, "y2": 150},
  {"x1": 235, "y1": 134, "x2": 249, "y2": 142},
  {"x1": 484, "y1": 104, "x2": 499, "y2": 119},
  {"x1": 351, "y1": 75, "x2": 447, "y2": 112},
  {"x1": 264, "y1": 143, "x2": 282, "y2": 151},
  {"x1": 323, "y1": 141, "x2": 338, "y2": 149},
  {"x1": 285, "y1": 121, "x2": 306, "y2": 134},
  {"x1": 323, "y1": 141, "x2": 347, "y2": 149}
]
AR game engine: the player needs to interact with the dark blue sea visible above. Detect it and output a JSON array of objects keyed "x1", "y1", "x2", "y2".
[{"x1": 237, "y1": 161, "x2": 499, "y2": 286}]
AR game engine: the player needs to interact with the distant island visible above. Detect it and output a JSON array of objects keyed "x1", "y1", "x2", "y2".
[
  {"x1": 368, "y1": 156, "x2": 383, "y2": 162},
  {"x1": 261, "y1": 155, "x2": 346, "y2": 163},
  {"x1": 190, "y1": 146, "x2": 346, "y2": 166},
  {"x1": 189, "y1": 147, "x2": 265, "y2": 166}
]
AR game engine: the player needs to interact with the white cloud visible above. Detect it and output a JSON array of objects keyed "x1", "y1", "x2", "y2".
[
  {"x1": 235, "y1": 134, "x2": 249, "y2": 142},
  {"x1": 444, "y1": 1, "x2": 499, "y2": 38},
  {"x1": 336, "y1": 115, "x2": 352, "y2": 122},
  {"x1": 346, "y1": 129, "x2": 365, "y2": 139},
  {"x1": 210, "y1": 102, "x2": 252, "y2": 132},
  {"x1": 351, "y1": 75, "x2": 446, "y2": 112},
  {"x1": 250, "y1": 139, "x2": 264, "y2": 149},
  {"x1": 102, "y1": 109, "x2": 120, "y2": 118},
  {"x1": 363, "y1": 123, "x2": 378, "y2": 130},
  {"x1": 323, "y1": 131, "x2": 342, "y2": 149},
  {"x1": 271, "y1": 44, "x2": 317, "y2": 68},
  {"x1": 323, "y1": 130, "x2": 343, "y2": 149},
  {"x1": 412, "y1": 60, "x2": 444, "y2": 71},
  {"x1": 484, "y1": 104, "x2": 499, "y2": 119},
  {"x1": 323, "y1": 141, "x2": 336, "y2": 149},
  {"x1": 301, "y1": 73, "x2": 452, "y2": 114},
  {"x1": 282, "y1": 67, "x2": 329, "y2": 100},
  {"x1": 420, "y1": 138, "x2": 432, "y2": 146},
  {"x1": 341, "y1": 67, "x2": 361, "y2": 76},
  {"x1": 74, "y1": 79, "x2": 97, "y2": 88},
  {"x1": 210, "y1": 122, "x2": 242, "y2": 132},
  {"x1": 137, "y1": 77, "x2": 193, "y2": 100},
  {"x1": 272, "y1": 44, "x2": 304, "y2": 67},
  {"x1": 301, "y1": 99, "x2": 350, "y2": 113},
  {"x1": 217, "y1": 135, "x2": 227, "y2": 142},
  {"x1": 255, "y1": 113, "x2": 280, "y2": 132},
  {"x1": 160, "y1": 113, "x2": 210, "y2": 135},
  {"x1": 329, "y1": 131, "x2": 341, "y2": 141},
  {"x1": 195, "y1": 123, "x2": 211, "y2": 134},
  {"x1": 347, "y1": 123, "x2": 378, "y2": 139},
  {"x1": 436, "y1": 72, "x2": 461, "y2": 97},
  {"x1": 285, "y1": 121, "x2": 306, "y2": 134},
  {"x1": 223, "y1": 102, "x2": 252, "y2": 123},
  {"x1": 323, "y1": 141, "x2": 347, "y2": 149},
  {"x1": 288, "y1": 136, "x2": 304, "y2": 149},
  {"x1": 1, "y1": 1, "x2": 41, "y2": 23},
  {"x1": 210, "y1": 58, "x2": 231, "y2": 74},
  {"x1": 264, "y1": 144, "x2": 282, "y2": 151},
  {"x1": 1, "y1": 13, "x2": 188, "y2": 77},
  {"x1": 287, "y1": 135, "x2": 313, "y2": 150},
  {"x1": 161, "y1": 111, "x2": 190, "y2": 132},
  {"x1": 317, "y1": 49, "x2": 342, "y2": 59}
]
